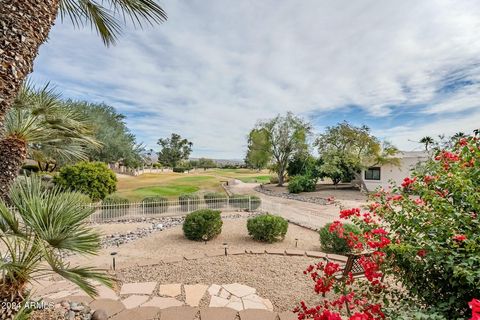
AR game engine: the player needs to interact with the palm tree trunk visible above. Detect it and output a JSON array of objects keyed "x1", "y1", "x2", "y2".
[
  {"x1": 0, "y1": 0, "x2": 60, "y2": 126},
  {"x1": 0, "y1": 137, "x2": 27, "y2": 201},
  {"x1": 0, "y1": 1, "x2": 59, "y2": 200}
]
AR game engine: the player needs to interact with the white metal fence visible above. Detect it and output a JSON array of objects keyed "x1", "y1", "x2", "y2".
[{"x1": 88, "y1": 196, "x2": 261, "y2": 223}]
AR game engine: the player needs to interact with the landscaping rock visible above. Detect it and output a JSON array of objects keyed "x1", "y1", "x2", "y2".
[{"x1": 91, "y1": 309, "x2": 108, "y2": 320}]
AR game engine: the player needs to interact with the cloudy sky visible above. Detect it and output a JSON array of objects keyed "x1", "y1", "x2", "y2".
[{"x1": 31, "y1": 0, "x2": 480, "y2": 159}]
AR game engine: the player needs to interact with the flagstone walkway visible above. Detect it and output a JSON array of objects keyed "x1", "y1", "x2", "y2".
[{"x1": 32, "y1": 250, "x2": 348, "y2": 319}]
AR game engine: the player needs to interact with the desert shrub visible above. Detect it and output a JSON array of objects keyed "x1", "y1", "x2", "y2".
[
  {"x1": 287, "y1": 174, "x2": 317, "y2": 193},
  {"x1": 54, "y1": 161, "x2": 117, "y2": 201},
  {"x1": 182, "y1": 209, "x2": 223, "y2": 241},
  {"x1": 229, "y1": 194, "x2": 261, "y2": 210},
  {"x1": 247, "y1": 214, "x2": 288, "y2": 243},
  {"x1": 141, "y1": 196, "x2": 169, "y2": 214},
  {"x1": 21, "y1": 164, "x2": 40, "y2": 175},
  {"x1": 319, "y1": 222, "x2": 361, "y2": 254},
  {"x1": 179, "y1": 194, "x2": 200, "y2": 211},
  {"x1": 101, "y1": 195, "x2": 130, "y2": 217},
  {"x1": 269, "y1": 176, "x2": 279, "y2": 184},
  {"x1": 203, "y1": 192, "x2": 228, "y2": 208}
]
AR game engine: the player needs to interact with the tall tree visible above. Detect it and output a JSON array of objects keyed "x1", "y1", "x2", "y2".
[
  {"x1": 157, "y1": 133, "x2": 193, "y2": 168},
  {"x1": 245, "y1": 128, "x2": 271, "y2": 171},
  {"x1": 0, "y1": 0, "x2": 166, "y2": 127},
  {"x1": 73, "y1": 101, "x2": 144, "y2": 167},
  {"x1": 315, "y1": 122, "x2": 399, "y2": 189},
  {"x1": 0, "y1": 84, "x2": 99, "y2": 200},
  {"x1": 419, "y1": 136, "x2": 434, "y2": 151},
  {"x1": 257, "y1": 112, "x2": 311, "y2": 186}
]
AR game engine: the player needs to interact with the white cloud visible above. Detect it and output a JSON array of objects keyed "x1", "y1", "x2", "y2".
[{"x1": 31, "y1": 0, "x2": 480, "y2": 157}]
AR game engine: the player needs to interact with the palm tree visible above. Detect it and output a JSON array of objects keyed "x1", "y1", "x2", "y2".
[
  {"x1": 420, "y1": 136, "x2": 434, "y2": 151},
  {"x1": 452, "y1": 132, "x2": 466, "y2": 140},
  {"x1": 0, "y1": 0, "x2": 167, "y2": 127},
  {"x1": 0, "y1": 176, "x2": 112, "y2": 318},
  {"x1": 0, "y1": 84, "x2": 100, "y2": 200}
]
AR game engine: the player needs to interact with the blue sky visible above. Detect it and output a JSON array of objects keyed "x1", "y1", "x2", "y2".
[{"x1": 31, "y1": 0, "x2": 480, "y2": 158}]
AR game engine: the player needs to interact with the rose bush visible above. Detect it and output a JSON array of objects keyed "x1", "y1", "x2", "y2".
[{"x1": 295, "y1": 132, "x2": 479, "y2": 319}]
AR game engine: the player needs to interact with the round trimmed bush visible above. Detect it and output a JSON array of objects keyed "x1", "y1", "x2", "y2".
[
  {"x1": 101, "y1": 195, "x2": 130, "y2": 217},
  {"x1": 229, "y1": 194, "x2": 261, "y2": 211},
  {"x1": 179, "y1": 194, "x2": 200, "y2": 211},
  {"x1": 247, "y1": 214, "x2": 288, "y2": 243},
  {"x1": 183, "y1": 209, "x2": 223, "y2": 241},
  {"x1": 203, "y1": 192, "x2": 228, "y2": 208},
  {"x1": 142, "y1": 196, "x2": 169, "y2": 214},
  {"x1": 54, "y1": 161, "x2": 117, "y2": 201},
  {"x1": 287, "y1": 174, "x2": 317, "y2": 193},
  {"x1": 319, "y1": 222, "x2": 361, "y2": 254}
]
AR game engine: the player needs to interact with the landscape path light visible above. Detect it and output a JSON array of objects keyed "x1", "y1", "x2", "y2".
[
  {"x1": 223, "y1": 242, "x2": 228, "y2": 256},
  {"x1": 110, "y1": 252, "x2": 117, "y2": 271}
]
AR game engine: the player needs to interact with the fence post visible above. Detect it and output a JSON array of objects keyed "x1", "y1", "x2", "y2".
[
  {"x1": 248, "y1": 196, "x2": 252, "y2": 211},
  {"x1": 188, "y1": 198, "x2": 191, "y2": 212}
]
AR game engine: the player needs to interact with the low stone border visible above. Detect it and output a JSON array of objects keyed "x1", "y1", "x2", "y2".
[
  {"x1": 131, "y1": 249, "x2": 347, "y2": 268},
  {"x1": 254, "y1": 185, "x2": 330, "y2": 205}
]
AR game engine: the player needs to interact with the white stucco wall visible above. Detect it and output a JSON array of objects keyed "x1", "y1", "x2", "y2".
[{"x1": 362, "y1": 156, "x2": 427, "y2": 191}]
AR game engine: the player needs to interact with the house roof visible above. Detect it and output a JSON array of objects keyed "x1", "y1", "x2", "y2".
[{"x1": 395, "y1": 151, "x2": 430, "y2": 159}]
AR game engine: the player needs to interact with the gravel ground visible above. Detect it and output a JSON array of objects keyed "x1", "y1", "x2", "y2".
[
  {"x1": 67, "y1": 217, "x2": 322, "y2": 269},
  {"x1": 117, "y1": 255, "x2": 327, "y2": 312}
]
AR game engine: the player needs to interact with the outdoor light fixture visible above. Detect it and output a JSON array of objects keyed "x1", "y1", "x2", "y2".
[
  {"x1": 111, "y1": 252, "x2": 117, "y2": 271},
  {"x1": 202, "y1": 234, "x2": 208, "y2": 245},
  {"x1": 295, "y1": 238, "x2": 299, "y2": 248},
  {"x1": 223, "y1": 242, "x2": 228, "y2": 256}
]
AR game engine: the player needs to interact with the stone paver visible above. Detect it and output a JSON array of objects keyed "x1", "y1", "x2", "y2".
[
  {"x1": 184, "y1": 253, "x2": 205, "y2": 260},
  {"x1": 285, "y1": 249, "x2": 305, "y2": 256},
  {"x1": 160, "y1": 306, "x2": 198, "y2": 320},
  {"x1": 96, "y1": 286, "x2": 119, "y2": 300},
  {"x1": 209, "y1": 296, "x2": 230, "y2": 308},
  {"x1": 162, "y1": 256, "x2": 184, "y2": 264},
  {"x1": 265, "y1": 249, "x2": 285, "y2": 255},
  {"x1": 90, "y1": 299, "x2": 125, "y2": 317},
  {"x1": 120, "y1": 282, "x2": 157, "y2": 295},
  {"x1": 327, "y1": 253, "x2": 348, "y2": 262},
  {"x1": 222, "y1": 284, "x2": 256, "y2": 298},
  {"x1": 262, "y1": 298, "x2": 274, "y2": 311},
  {"x1": 63, "y1": 295, "x2": 94, "y2": 305},
  {"x1": 306, "y1": 251, "x2": 327, "y2": 258},
  {"x1": 206, "y1": 250, "x2": 225, "y2": 257},
  {"x1": 228, "y1": 249, "x2": 246, "y2": 255},
  {"x1": 247, "y1": 248, "x2": 265, "y2": 254},
  {"x1": 278, "y1": 311, "x2": 298, "y2": 320},
  {"x1": 200, "y1": 307, "x2": 237, "y2": 320},
  {"x1": 225, "y1": 300, "x2": 243, "y2": 311},
  {"x1": 243, "y1": 299, "x2": 267, "y2": 310},
  {"x1": 218, "y1": 289, "x2": 230, "y2": 299},
  {"x1": 239, "y1": 309, "x2": 277, "y2": 320},
  {"x1": 243, "y1": 294, "x2": 264, "y2": 304},
  {"x1": 159, "y1": 283, "x2": 181, "y2": 297},
  {"x1": 184, "y1": 284, "x2": 208, "y2": 307},
  {"x1": 122, "y1": 295, "x2": 150, "y2": 309},
  {"x1": 142, "y1": 297, "x2": 183, "y2": 309},
  {"x1": 207, "y1": 284, "x2": 221, "y2": 296},
  {"x1": 110, "y1": 307, "x2": 160, "y2": 320},
  {"x1": 46, "y1": 290, "x2": 71, "y2": 300}
]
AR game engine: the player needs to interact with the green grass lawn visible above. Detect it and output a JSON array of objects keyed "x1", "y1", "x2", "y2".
[{"x1": 115, "y1": 169, "x2": 271, "y2": 201}]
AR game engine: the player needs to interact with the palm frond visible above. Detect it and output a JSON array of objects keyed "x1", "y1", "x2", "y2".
[{"x1": 59, "y1": 0, "x2": 167, "y2": 46}]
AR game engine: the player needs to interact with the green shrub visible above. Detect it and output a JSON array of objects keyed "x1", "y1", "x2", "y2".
[
  {"x1": 179, "y1": 194, "x2": 200, "y2": 211},
  {"x1": 319, "y1": 222, "x2": 360, "y2": 254},
  {"x1": 54, "y1": 161, "x2": 117, "y2": 201},
  {"x1": 101, "y1": 195, "x2": 130, "y2": 217},
  {"x1": 141, "y1": 196, "x2": 169, "y2": 214},
  {"x1": 183, "y1": 209, "x2": 223, "y2": 241},
  {"x1": 173, "y1": 167, "x2": 186, "y2": 173},
  {"x1": 21, "y1": 164, "x2": 40, "y2": 174},
  {"x1": 229, "y1": 194, "x2": 261, "y2": 210},
  {"x1": 287, "y1": 174, "x2": 317, "y2": 193},
  {"x1": 247, "y1": 214, "x2": 288, "y2": 243},
  {"x1": 203, "y1": 192, "x2": 228, "y2": 208}
]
